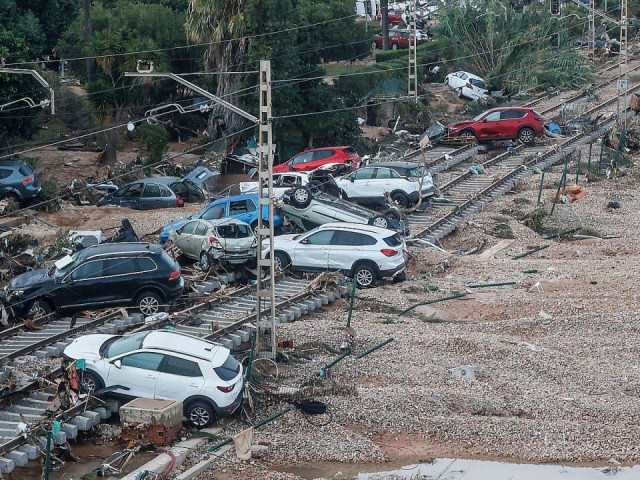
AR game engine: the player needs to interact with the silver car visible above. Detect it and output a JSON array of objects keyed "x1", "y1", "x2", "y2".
[{"x1": 168, "y1": 218, "x2": 257, "y2": 271}]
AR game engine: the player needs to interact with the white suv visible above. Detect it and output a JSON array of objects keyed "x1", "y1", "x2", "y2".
[
  {"x1": 263, "y1": 223, "x2": 407, "y2": 287},
  {"x1": 63, "y1": 330, "x2": 243, "y2": 428},
  {"x1": 334, "y1": 162, "x2": 434, "y2": 208}
]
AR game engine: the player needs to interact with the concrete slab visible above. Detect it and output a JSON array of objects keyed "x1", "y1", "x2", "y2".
[
  {"x1": 70, "y1": 415, "x2": 92, "y2": 431},
  {"x1": 0, "y1": 457, "x2": 14, "y2": 473},
  {"x1": 17, "y1": 444, "x2": 40, "y2": 460},
  {"x1": 61, "y1": 422, "x2": 78, "y2": 439},
  {"x1": 82, "y1": 410, "x2": 101, "y2": 426},
  {"x1": 94, "y1": 407, "x2": 110, "y2": 419},
  {"x1": 5, "y1": 450, "x2": 28, "y2": 467}
]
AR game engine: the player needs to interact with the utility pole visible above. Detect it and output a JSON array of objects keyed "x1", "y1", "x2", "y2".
[
  {"x1": 408, "y1": 0, "x2": 418, "y2": 100},
  {"x1": 83, "y1": 0, "x2": 94, "y2": 82},
  {"x1": 589, "y1": 0, "x2": 595, "y2": 58},
  {"x1": 381, "y1": 0, "x2": 389, "y2": 50},
  {"x1": 255, "y1": 60, "x2": 277, "y2": 358},
  {"x1": 617, "y1": 0, "x2": 628, "y2": 130}
]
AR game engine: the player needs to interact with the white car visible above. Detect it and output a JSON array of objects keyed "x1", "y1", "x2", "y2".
[
  {"x1": 239, "y1": 172, "x2": 311, "y2": 199},
  {"x1": 168, "y1": 218, "x2": 257, "y2": 271},
  {"x1": 390, "y1": 27, "x2": 430, "y2": 41},
  {"x1": 334, "y1": 162, "x2": 434, "y2": 208},
  {"x1": 263, "y1": 223, "x2": 407, "y2": 287},
  {"x1": 63, "y1": 330, "x2": 243, "y2": 428},
  {"x1": 445, "y1": 71, "x2": 488, "y2": 100}
]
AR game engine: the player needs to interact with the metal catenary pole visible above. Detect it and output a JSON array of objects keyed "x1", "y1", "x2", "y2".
[
  {"x1": 256, "y1": 60, "x2": 277, "y2": 358},
  {"x1": 408, "y1": 0, "x2": 418, "y2": 101},
  {"x1": 618, "y1": 0, "x2": 628, "y2": 129}
]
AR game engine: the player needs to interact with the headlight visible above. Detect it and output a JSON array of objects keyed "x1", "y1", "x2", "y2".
[{"x1": 251, "y1": 238, "x2": 258, "y2": 248}]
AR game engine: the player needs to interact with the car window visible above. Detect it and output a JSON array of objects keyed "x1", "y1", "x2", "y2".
[
  {"x1": 389, "y1": 169, "x2": 401, "y2": 178},
  {"x1": 460, "y1": 73, "x2": 468, "y2": 80},
  {"x1": 121, "y1": 352, "x2": 163, "y2": 371},
  {"x1": 312, "y1": 150, "x2": 334, "y2": 161},
  {"x1": 332, "y1": 231, "x2": 377, "y2": 246},
  {"x1": 170, "y1": 181, "x2": 186, "y2": 196},
  {"x1": 407, "y1": 166, "x2": 424, "y2": 178},
  {"x1": 470, "y1": 78, "x2": 486, "y2": 89},
  {"x1": 374, "y1": 168, "x2": 391, "y2": 179},
  {"x1": 290, "y1": 152, "x2": 314, "y2": 165},
  {"x1": 0, "y1": 169, "x2": 12, "y2": 179},
  {"x1": 112, "y1": 186, "x2": 127, "y2": 198},
  {"x1": 214, "y1": 354, "x2": 241, "y2": 381},
  {"x1": 161, "y1": 355, "x2": 202, "y2": 377},
  {"x1": 159, "y1": 185, "x2": 173, "y2": 198},
  {"x1": 123, "y1": 183, "x2": 143, "y2": 198},
  {"x1": 69, "y1": 260, "x2": 105, "y2": 281},
  {"x1": 304, "y1": 230, "x2": 335, "y2": 245},
  {"x1": 142, "y1": 183, "x2": 160, "y2": 198},
  {"x1": 230, "y1": 199, "x2": 256, "y2": 215},
  {"x1": 202, "y1": 203, "x2": 226, "y2": 220},
  {"x1": 217, "y1": 223, "x2": 252, "y2": 238},
  {"x1": 485, "y1": 111, "x2": 501, "y2": 121},
  {"x1": 180, "y1": 221, "x2": 197, "y2": 235},
  {"x1": 353, "y1": 168, "x2": 375, "y2": 180},
  {"x1": 135, "y1": 257, "x2": 156, "y2": 271},
  {"x1": 104, "y1": 257, "x2": 137, "y2": 276},
  {"x1": 195, "y1": 222, "x2": 208, "y2": 235},
  {"x1": 500, "y1": 110, "x2": 526, "y2": 119},
  {"x1": 18, "y1": 165, "x2": 32, "y2": 176},
  {"x1": 103, "y1": 331, "x2": 150, "y2": 358},
  {"x1": 279, "y1": 175, "x2": 299, "y2": 187},
  {"x1": 383, "y1": 233, "x2": 403, "y2": 247}
]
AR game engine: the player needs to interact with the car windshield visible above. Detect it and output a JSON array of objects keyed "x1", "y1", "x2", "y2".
[
  {"x1": 214, "y1": 354, "x2": 241, "y2": 381},
  {"x1": 407, "y1": 166, "x2": 425, "y2": 178},
  {"x1": 473, "y1": 112, "x2": 487, "y2": 121},
  {"x1": 216, "y1": 224, "x2": 252, "y2": 238},
  {"x1": 470, "y1": 78, "x2": 486, "y2": 89},
  {"x1": 102, "y1": 331, "x2": 150, "y2": 358}
]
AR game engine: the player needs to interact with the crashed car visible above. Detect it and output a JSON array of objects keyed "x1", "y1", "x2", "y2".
[
  {"x1": 445, "y1": 71, "x2": 489, "y2": 100},
  {"x1": 447, "y1": 107, "x2": 545, "y2": 145},
  {"x1": 281, "y1": 186, "x2": 409, "y2": 236},
  {"x1": 97, "y1": 177, "x2": 205, "y2": 210},
  {"x1": 63, "y1": 330, "x2": 243, "y2": 428},
  {"x1": 239, "y1": 172, "x2": 313, "y2": 199},
  {"x1": 168, "y1": 218, "x2": 257, "y2": 271}
]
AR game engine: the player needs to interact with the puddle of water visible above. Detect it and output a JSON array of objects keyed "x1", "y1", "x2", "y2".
[{"x1": 288, "y1": 458, "x2": 638, "y2": 480}]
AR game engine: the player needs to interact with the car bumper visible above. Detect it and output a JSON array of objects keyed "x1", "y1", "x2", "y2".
[
  {"x1": 379, "y1": 262, "x2": 406, "y2": 279},
  {"x1": 408, "y1": 187, "x2": 435, "y2": 203},
  {"x1": 215, "y1": 388, "x2": 244, "y2": 417}
]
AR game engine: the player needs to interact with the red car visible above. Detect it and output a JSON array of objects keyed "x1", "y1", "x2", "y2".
[
  {"x1": 376, "y1": 9, "x2": 404, "y2": 25},
  {"x1": 372, "y1": 31, "x2": 411, "y2": 50},
  {"x1": 273, "y1": 147, "x2": 361, "y2": 173},
  {"x1": 447, "y1": 107, "x2": 545, "y2": 145}
]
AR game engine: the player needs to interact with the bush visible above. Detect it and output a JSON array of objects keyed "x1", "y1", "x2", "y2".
[{"x1": 136, "y1": 123, "x2": 169, "y2": 165}]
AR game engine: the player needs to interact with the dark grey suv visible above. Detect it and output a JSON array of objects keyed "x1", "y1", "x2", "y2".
[{"x1": 0, "y1": 161, "x2": 41, "y2": 201}]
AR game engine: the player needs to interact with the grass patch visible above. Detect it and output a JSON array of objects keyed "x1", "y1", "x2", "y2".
[
  {"x1": 492, "y1": 222, "x2": 515, "y2": 239},
  {"x1": 323, "y1": 64, "x2": 375, "y2": 76}
]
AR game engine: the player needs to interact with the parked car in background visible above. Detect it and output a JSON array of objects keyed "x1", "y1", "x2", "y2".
[
  {"x1": 0, "y1": 161, "x2": 41, "y2": 202},
  {"x1": 445, "y1": 71, "x2": 488, "y2": 100},
  {"x1": 272, "y1": 147, "x2": 361, "y2": 173},
  {"x1": 264, "y1": 223, "x2": 406, "y2": 288},
  {"x1": 97, "y1": 177, "x2": 203, "y2": 210},
  {"x1": 447, "y1": 107, "x2": 545, "y2": 145},
  {"x1": 239, "y1": 172, "x2": 312, "y2": 199},
  {"x1": 5, "y1": 243, "x2": 183, "y2": 319},
  {"x1": 281, "y1": 187, "x2": 409, "y2": 235},
  {"x1": 389, "y1": 27, "x2": 430, "y2": 42},
  {"x1": 169, "y1": 218, "x2": 257, "y2": 271},
  {"x1": 160, "y1": 194, "x2": 284, "y2": 243},
  {"x1": 333, "y1": 162, "x2": 434, "y2": 207},
  {"x1": 63, "y1": 330, "x2": 243, "y2": 427},
  {"x1": 372, "y1": 31, "x2": 410, "y2": 50},
  {"x1": 376, "y1": 8, "x2": 404, "y2": 25}
]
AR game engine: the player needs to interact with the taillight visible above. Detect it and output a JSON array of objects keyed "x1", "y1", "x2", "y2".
[
  {"x1": 176, "y1": 196, "x2": 184, "y2": 207},
  {"x1": 209, "y1": 237, "x2": 222, "y2": 248},
  {"x1": 466, "y1": 83, "x2": 472, "y2": 89},
  {"x1": 217, "y1": 385, "x2": 234, "y2": 393},
  {"x1": 22, "y1": 175, "x2": 33, "y2": 184},
  {"x1": 380, "y1": 249, "x2": 398, "y2": 257},
  {"x1": 168, "y1": 270, "x2": 181, "y2": 281}
]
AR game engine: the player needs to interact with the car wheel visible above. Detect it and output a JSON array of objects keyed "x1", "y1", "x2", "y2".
[
  {"x1": 458, "y1": 88, "x2": 464, "y2": 99},
  {"x1": 27, "y1": 299, "x2": 52, "y2": 318},
  {"x1": 290, "y1": 186, "x2": 312, "y2": 209},
  {"x1": 371, "y1": 214, "x2": 389, "y2": 229},
  {"x1": 251, "y1": 221, "x2": 270, "y2": 238},
  {"x1": 459, "y1": 129, "x2": 476, "y2": 141},
  {"x1": 135, "y1": 291, "x2": 164, "y2": 316},
  {"x1": 391, "y1": 191, "x2": 410, "y2": 208},
  {"x1": 186, "y1": 400, "x2": 215, "y2": 428},
  {"x1": 518, "y1": 127, "x2": 536, "y2": 145},
  {"x1": 81, "y1": 370, "x2": 104, "y2": 393},
  {"x1": 272, "y1": 251, "x2": 291, "y2": 272},
  {"x1": 393, "y1": 270, "x2": 407, "y2": 283},
  {"x1": 2, "y1": 192, "x2": 20, "y2": 203},
  {"x1": 391, "y1": 43, "x2": 398, "y2": 50},
  {"x1": 353, "y1": 263, "x2": 377, "y2": 288},
  {"x1": 200, "y1": 251, "x2": 212, "y2": 271}
]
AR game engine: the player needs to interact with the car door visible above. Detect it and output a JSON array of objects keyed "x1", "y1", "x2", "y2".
[
  {"x1": 327, "y1": 230, "x2": 365, "y2": 271},
  {"x1": 200, "y1": 202, "x2": 227, "y2": 222},
  {"x1": 158, "y1": 184, "x2": 176, "y2": 207},
  {"x1": 191, "y1": 221, "x2": 209, "y2": 255},
  {"x1": 450, "y1": 72, "x2": 465, "y2": 90},
  {"x1": 289, "y1": 152, "x2": 314, "y2": 171},
  {"x1": 102, "y1": 256, "x2": 155, "y2": 305},
  {"x1": 139, "y1": 183, "x2": 163, "y2": 210},
  {"x1": 475, "y1": 110, "x2": 502, "y2": 139},
  {"x1": 344, "y1": 167, "x2": 376, "y2": 199},
  {"x1": 174, "y1": 221, "x2": 198, "y2": 258},
  {"x1": 118, "y1": 183, "x2": 143, "y2": 209},
  {"x1": 500, "y1": 109, "x2": 526, "y2": 138},
  {"x1": 309, "y1": 150, "x2": 335, "y2": 169},
  {"x1": 61, "y1": 259, "x2": 109, "y2": 309},
  {"x1": 369, "y1": 168, "x2": 393, "y2": 198},
  {"x1": 154, "y1": 354, "x2": 205, "y2": 401},
  {"x1": 293, "y1": 229, "x2": 334, "y2": 270},
  {"x1": 107, "y1": 352, "x2": 163, "y2": 399}
]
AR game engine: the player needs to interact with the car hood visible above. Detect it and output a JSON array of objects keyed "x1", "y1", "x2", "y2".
[
  {"x1": 447, "y1": 120, "x2": 475, "y2": 130},
  {"x1": 9, "y1": 268, "x2": 53, "y2": 290},
  {"x1": 263, "y1": 234, "x2": 300, "y2": 249},
  {"x1": 63, "y1": 334, "x2": 115, "y2": 361}
]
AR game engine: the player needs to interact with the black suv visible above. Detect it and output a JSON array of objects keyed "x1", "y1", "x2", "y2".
[{"x1": 5, "y1": 243, "x2": 183, "y2": 320}]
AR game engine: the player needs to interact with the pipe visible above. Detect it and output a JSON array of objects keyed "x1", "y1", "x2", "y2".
[
  {"x1": 512, "y1": 244, "x2": 550, "y2": 259},
  {"x1": 543, "y1": 226, "x2": 583, "y2": 240},
  {"x1": 356, "y1": 337, "x2": 394, "y2": 359},
  {"x1": 466, "y1": 281, "x2": 516, "y2": 288},
  {"x1": 522, "y1": 269, "x2": 538, "y2": 274},
  {"x1": 399, "y1": 292, "x2": 466, "y2": 316},
  {"x1": 537, "y1": 171, "x2": 545, "y2": 204},
  {"x1": 318, "y1": 350, "x2": 351, "y2": 377},
  {"x1": 346, "y1": 275, "x2": 357, "y2": 328}
]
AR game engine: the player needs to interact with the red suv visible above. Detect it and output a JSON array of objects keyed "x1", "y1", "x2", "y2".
[
  {"x1": 447, "y1": 107, "x2": 545, "y2": 145},
  {"x1": 373, "y1": 31, "x2": 410, "y2": 50},
  {"x1": 273, "y1": 147, "x2": 361, "y2": 173},
  {"x1": 376, "y1": 9, "x2": 404, "y2": 25}
]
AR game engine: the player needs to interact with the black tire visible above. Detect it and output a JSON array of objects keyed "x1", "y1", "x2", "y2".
[
  {"x1": 518, "y1": 127, "x2": 536, "y2": 145},
  {"x1": 2, "y1": 192, "x2": 20, "y2": 203},
  {"x1": 27, "y1": 298, "x2": 53, "y2": 319},
  {"x1": 272, "y1": 251, "x2": 291, "y2": 272},
  {"x1": 339, "y1": 189, "x2": 349, "y2": 200},
  {"x1": 382, "y1": 207, "x2": 402, "y2": 221},
  {"x1": 353, "y1": 263, "x2": 377, "y2": 288},
  {"x1": 185, "y1": 400, "x2": 216, "y2": 428},
  {"x1": 308, "y1": 180, "x2": 324, "y2": 196},
  {"x1": 391, "y1": 191, "x2": 410, "y2": 208},
  {"x1": 393, "y1": 270, "x2": 407, "y2": 283},
  {"x1": 81, "y1": 370, "x2": 104, "y2": 393},
  {"x1": 458, "y1": 129, "x2": 476, "y2": 141},
  {"x1": 200, "y1": 251, "x2": 212, "y2": 272},
  {"x1": 290, "y1": 186, "x2": 312, "y2": 209},
  {"x1": 391, "y1": 43, "x2": 398, "y2": 50},
  {"x1": 135, "y1": 290, "x2": 165, "y2": 316},
  {"x1": 370, "y1": 214, "x2": 389, "y2": 229},
  {"x1": 458, "y1": 88, "x2": 464, "y2": 99},
  {"x1": 251, "y1": 221, "x2": 269, "y2": 238}
]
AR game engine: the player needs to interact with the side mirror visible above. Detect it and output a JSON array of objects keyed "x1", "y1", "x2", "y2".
[
  {"x1": 350, "y1": 177, "x2": 355, "y2": 182},
  {"x1": 482, "y1": 118, "x2": 488, "y2": 123},
  {"x1": 112, "y1": 359, "x2": 122, "y2": 369},
  {"x1": 300, "y1": 238, "x2": 309, "y2": 244}
]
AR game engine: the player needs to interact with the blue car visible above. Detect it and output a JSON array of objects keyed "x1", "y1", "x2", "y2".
[{"x1": 160, "y1": 194, "x2": 283, "y2": 243}]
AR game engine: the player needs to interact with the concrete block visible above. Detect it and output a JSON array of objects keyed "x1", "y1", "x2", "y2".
[
  {"x1": 34, "y1": 350, "x2": 51, "y2": 359},
  {"x1": 0, "y1": 457, "x2": 14, "y2": 473},
  {"x1": 120, "y1": 399, "x2": 183, "y2": 429},
  {"x1": 104, "y1": 397, "x2": 122, "y2": 414},
  {"x1": 82, "y1": 410, "x2": 101, "y2": 426},
  {"x1": 52, "y1": 431, "x2": 67, "y2": 445},
  {"x1": 5, "y1": 450, "x2": 28, "y2": 467},
  {"x1": 44, "y1": 345, "x2": 61, "y2": 356},
  {"x1": 70, "y1": 415, "x2": 92, "y2": 431},
  {"x1": 61, "y1": 422, "x2": 78, "y2": 439},
  {"x1": 94, "y1": 407, "x2": 110, "y2": 419},
  {"x1": 18, "y1": 444, "x2": 40, "y2": 460}
]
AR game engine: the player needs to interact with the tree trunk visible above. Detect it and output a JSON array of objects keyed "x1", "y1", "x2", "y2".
[
  {"x1": 83, "y1": 0, "x2": 94, "y2": 82},
  {"x1": 381, "y1": 0, "x2": 389, "y2": 50}
]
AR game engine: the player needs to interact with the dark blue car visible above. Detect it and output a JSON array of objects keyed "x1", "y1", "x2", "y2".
[{"x1": 160, "y1": 194, "x2": 283, "y2": 243}]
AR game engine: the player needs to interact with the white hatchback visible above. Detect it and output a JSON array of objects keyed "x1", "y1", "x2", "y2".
[
  {"x1": 445, "y1": 71, "x2": 488, "y2": 100},
  {"x1": 239, "y1": 172, "x2": 311, "y2": 199},
  {"x1": 63, "y1": 330, "x2": 244, "y2": 428},
  {"x1": 263, "y1": 223, "x2": 407, "y2": 287}
]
